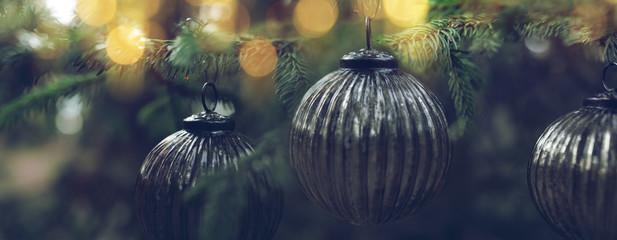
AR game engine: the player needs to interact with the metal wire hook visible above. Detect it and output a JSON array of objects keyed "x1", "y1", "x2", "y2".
[
  {"x1": 365, "y1": 17, "x2": 372, "y2": 49},
  {"x1": 201, "y1": 82, "x2": 218, "y2": 112},
  {"x1": 362, "y1": 0, "x2": 381, "y2": 50},
  {"x1": 602, "y1": 62, "x2": 617, "y2": 91}
]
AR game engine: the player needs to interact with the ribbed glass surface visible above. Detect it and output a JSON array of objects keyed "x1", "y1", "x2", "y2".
[
  {"x1": 529, "y1": 107, "x2": 617, "y2": 240},
  {"x1": 135, "y1": 130, "x2": 283, "y2": 240},
  {"x1": 290, "y1": 68, "x2": 451, "y2": 225}
]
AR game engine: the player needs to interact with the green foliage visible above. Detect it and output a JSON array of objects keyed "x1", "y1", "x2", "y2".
[
  {"x1": 376, "y1": 16, "x2": 494, "y2": 68},
  {"x1": 445, "y1": 51, "x2": 481, "y2": 138},
  {"x1": 74, "y1": 34, "x2": 241, "y2": 82},
  {"x1": 377, "y1": 16, "x2": 493, "y2": 137},
  {"x1": 604, "y1": 34, "x2": 617, "y2": 63},
  {"x1": 272, "y1": 41, "x2": 316, "y2": 115},
  {"x1": 0, "y1": 73, "x2": 101, "y2": 129},
  {"x1": 516, "y1": 17, "x2": 568, "y2": 40},
  {"x1": 0, "y1": 1, "x2": 38, "y2": 38}
]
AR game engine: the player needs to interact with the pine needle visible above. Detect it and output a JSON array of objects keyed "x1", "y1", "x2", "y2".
[
  {"x1": 604, "y1": 34, "x2": 617, "y2": 63},
  {"x1": 272, "y1": 41, "x2": 316, "y2": 115},
  {"x1": 376, "y1": 16, "x2": 493, "y2": 69},
  {"x1": 445, "y1": 51, "x2": 480, "y2": 139},
  {"x1": 0, "y1": 73, "x2": 101, "y2": 129},
  {"x1": 377, "y1": 16, "x2": 492, "y2": 138}
]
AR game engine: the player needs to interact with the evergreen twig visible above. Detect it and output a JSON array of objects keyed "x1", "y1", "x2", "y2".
[
  {"x1": 272, "y1": 41, "x2": 316, "y2": 115},
  {"x1": 445, "y1": 51, "x2": 480, "y2": 139},
  {"x1": 377, "y1": 16, "x2": 492, "y2": 137},
  {"x1": 0, "y1": 73, "x2": 102, "y2": 129},
  {"x1": 376, "y1": 16, "x2": 494, "y2": 69},
  {"x1": 604, "y1": 34, "x2": 617, "y2": 63}
]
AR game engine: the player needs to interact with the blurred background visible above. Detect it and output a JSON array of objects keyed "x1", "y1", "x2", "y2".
[{"x1": 0, "y1": 0, "x2": 613, "y2": 239}]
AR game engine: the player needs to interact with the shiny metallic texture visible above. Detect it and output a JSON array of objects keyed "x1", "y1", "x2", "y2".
[
  {"x1": 529, "y1": 92, "x2": 617, "y2": 240},
  {"x1": 289, "y1": 49, "x2": 451, "y2": 225},
  {"x1": 135, "y1": 112, "x2": 283, "y2": 240}
]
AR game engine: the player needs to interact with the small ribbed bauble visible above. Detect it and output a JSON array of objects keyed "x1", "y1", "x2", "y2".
[
  {"x1": 289, "y1": 49, "x2": 451, "y2": 225},
  {"x1": 529, "y1": 90, "x2": 617, "y2": 240},
  {"x1": 135, "y1": 111, "x2": 283, "y2": 240}
]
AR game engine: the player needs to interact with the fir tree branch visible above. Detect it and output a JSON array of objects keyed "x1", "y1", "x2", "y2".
[
  {"x1": 0, "y1": 73, "x2": 102, "y2": 129},
  {"x1": 515, "y1": 17, "x2": 568, "y2": 40},
  {"x1": 375, "y1": 16, "x2": 494, "y2": 69},
  {"x1": 604, "y1": 34, "x2": 617, "y2": 63},
  {"x1": 272, "y1": 41, "x2": 316, "y2": 115},
  {"x1": 73, "y1": 31, "x2": 241, "y2": 83},
  {"x1": 445, "y1": 51, "x2": 480, "y2": 139},
  {"x1": 377, "y1": 16, "x2": 492, "y2": 137}
]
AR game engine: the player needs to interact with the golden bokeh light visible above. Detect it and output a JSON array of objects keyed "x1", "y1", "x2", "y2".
[
  {"x1": 293, "y1": 0, "x2": 339, "y2": 38},
  {"x1": 201, "y1": 2, "x2": 251, "y2": 34},
  {"x1": 383, "y1": 0, "x2": 429, "y2": 28},
  {"x1": 356, "y1": 0, "x2": 381, "y2": 19},
  {"x1": 118, "y1": 0, "x2": 161, "y2": 19},
  {"x1": 105, "y1": 25, "x2": 146, "y2": 65},
  {"x1": 76, "y1": 0, "x2": 116, "y2": 26},
  {"x1": 239, "y1": 39, "x2": 278, "y2": 77},
  {"x1": 569, "y1": 3, "x2": 608, "y2": 43},
  {"x1": 186, "y1": 0, "x2": 234, "y2": 6}
]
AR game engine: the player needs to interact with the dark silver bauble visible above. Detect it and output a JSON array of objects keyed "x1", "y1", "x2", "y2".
[
  {"x1": 529, "y1": 91, "x2": 617, "y2": 240},
  {"x1": 135, "y1": 111, "x2": 283, "y2": 240},
  {"x1": 289, "y1": 49, "x2": 451, "y2": 225}
]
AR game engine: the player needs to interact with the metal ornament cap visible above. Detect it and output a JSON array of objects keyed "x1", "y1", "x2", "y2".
[
  {"x1": 529, "y1": 91, "x2": 617, "y2": 240},
  {"x1": 182, "y1": 111, "x2": 236, "y2": 133},
  {"x1": 582, "y1": 90, "x2": 617, "y2": 109},
  {"x1": 290, "y1": 49, "x2": 451, "y2": 225},
  {"x1": 340, "y1": 48, "x2": 398, "y2": 69}
]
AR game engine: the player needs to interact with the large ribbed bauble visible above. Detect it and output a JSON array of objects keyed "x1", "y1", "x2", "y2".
[
  {"x1": 135, "y1": 111, "x2": 283, "y2": 240},
  {"x1": 529, "y1": 91, "x2": 617, "y2": 240},
  {"x1": 289, "y1": 49, "x2": 451, "y2": 225}
]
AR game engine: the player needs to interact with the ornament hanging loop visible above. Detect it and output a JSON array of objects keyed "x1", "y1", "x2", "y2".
[
  {"x1": 201, "y1": 82, "x2": 218, "y2": 112},
  {"x1": 365, "y1": 17, "x2": 372, "y2": 49},
  {"x1": 357, "y1": 0, "x2": 381, "y2": 50},
  {"x1": 602, "y1": 62, "x2": 617, "y2": 92}
]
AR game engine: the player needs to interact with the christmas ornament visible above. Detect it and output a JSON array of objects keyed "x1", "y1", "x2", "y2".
[
  {"x1": 529, "y1": 63, "x2": 617, "y2": 240},
  {"x1": 135, "y1": 83, "x2": 283, "y2": 240},
  {"x1": 289, "y1": 16, "x2": 451, "y2": 225}
]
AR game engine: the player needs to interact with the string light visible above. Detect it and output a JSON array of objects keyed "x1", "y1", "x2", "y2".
[
  {"x1": 293, "y1": 0, "x2": 338, "y2": 38},
  {"x1": 76, "y1": 0, "x2": 116, "y2": 26},
  {"x1": 383, "y1": 0, "x2": 428, "y2": 28},
  {"x1": 239, "y1": 39, "x2": 278, "y2": 77},
  {"x1": 105, "y1": 25, "x2": 146, "y2": 65}
]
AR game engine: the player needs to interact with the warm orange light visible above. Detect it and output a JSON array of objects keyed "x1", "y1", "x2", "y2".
[
  {"x1": 187, "y1": 0, "x2": 234, "y2": 6},
  {"x1": 203, "y1": 2, "x2": 251, "y2": 34},
  {"x1": 76, "y1": 0, "x2": 116, "y2": 26},
  {"x1": 239, "y1": 39, "x2": 278, "y2": 77},
  {"x1": 356, "y1": 0, "x2": 381, "y2": 19},
  {"x1": 118, "y1": 0, "x2": 161, "y2": 19},
  {"x1": 569, "y1": 3, "x2": 608, "y2": 43},
  {"x1": 383, "y1": 0, "x2": 429, "y2": 27},
  {"x1": 106, "y1": 25, "x2": 146, "y2": 65},
  {"x1": 293, "y1": 0, "x2": 338, "y2": 38}
]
